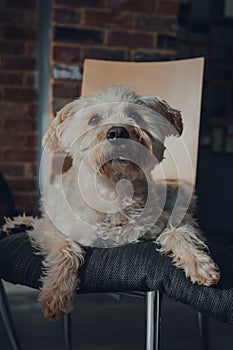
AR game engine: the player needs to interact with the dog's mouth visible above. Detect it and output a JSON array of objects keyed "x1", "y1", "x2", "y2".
[
  {"x1": 83, "y1": 124, "x2": 162, "y2": 179},
  {"x1": 115, "y1": 156, "x2": 130, "y2": 162},
  {"x1": 112, "y1": 157, "x2": 135, "y2": 167},
  {"x1": 97, "y1": 136, "x2": 155, "y2": 178},
  {"x1": 99, "y1": 158, "x2": 141, "y2": 179}
]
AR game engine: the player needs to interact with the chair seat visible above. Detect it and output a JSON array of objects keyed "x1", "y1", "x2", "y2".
[{"x1": 0, "y1": 230, "x2": 233, "y2": 324}]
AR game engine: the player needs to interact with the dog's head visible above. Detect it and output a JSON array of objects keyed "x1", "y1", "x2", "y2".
[{"x1": 43, "y1": 85, "x2": 183, "y2": 179}]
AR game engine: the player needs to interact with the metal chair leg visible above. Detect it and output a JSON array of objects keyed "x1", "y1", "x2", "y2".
[
  {"x1": 145, "y1": 290, "x2": 162, "y2": 350},
  {"x1": 62, "y1": 312, "x2": 72, "y2": 350},
  {"x1": 0, "y1": 279, "x2": 21, "y2": 350},
  {"x1": 197, "y1": 312, "x2": 210, "y2": 350}
]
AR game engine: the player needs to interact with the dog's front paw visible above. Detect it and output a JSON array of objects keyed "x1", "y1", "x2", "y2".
[
  {"x1": 39, "y1": 290, "x2": 73, "y2": 320},
  {"x1": 38, "y1": 242, "x2": 83, "y2": 320},
  {"x1": 188, "y1": 254, "x2": 220, "y2": 286}
]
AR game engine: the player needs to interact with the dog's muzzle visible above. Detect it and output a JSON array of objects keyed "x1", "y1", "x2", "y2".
[{"x1": 106, "y1": 126, "x2": 130, "y2": 141}]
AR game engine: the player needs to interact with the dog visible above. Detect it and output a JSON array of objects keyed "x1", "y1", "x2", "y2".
[{"x1": 3, "y1": 85, "x2": 220, "y2": 320}]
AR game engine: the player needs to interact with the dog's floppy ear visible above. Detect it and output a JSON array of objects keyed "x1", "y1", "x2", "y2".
[
  {"x1": 138, "y1": 95, "x2": 183, "y2": 137},
  {"x1": 42, "y1": 99, "x2": 80, "y2": 151}
]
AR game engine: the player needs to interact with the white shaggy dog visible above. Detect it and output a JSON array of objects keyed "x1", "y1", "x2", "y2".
[{"x1": 4, "y1": 85, "x2": 220, "y2": 319}]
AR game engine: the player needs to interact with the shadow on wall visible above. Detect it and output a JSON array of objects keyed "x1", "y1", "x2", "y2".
[{"x1": 197, "y1": 148, "x2": 233, "y2": 232}]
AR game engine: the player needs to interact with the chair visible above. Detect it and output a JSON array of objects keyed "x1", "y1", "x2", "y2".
[
  {"x1": 1, "y1": 58, "x2": 233, "y2": 350},
  {"x1": 80, "y1": 57, "x2": 204, "y2": 350}
]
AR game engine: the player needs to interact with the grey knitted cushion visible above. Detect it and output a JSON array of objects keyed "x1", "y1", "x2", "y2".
[{"x1": 0, "y1": 230, "x2": 233, "y2": 324}]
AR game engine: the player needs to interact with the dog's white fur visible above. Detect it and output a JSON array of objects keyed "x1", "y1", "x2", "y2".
[{"x1": 4, "y1": 85, "x2": 220, "y2": 319}]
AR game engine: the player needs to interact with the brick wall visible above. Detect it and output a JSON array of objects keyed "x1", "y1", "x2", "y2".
[
  {"x1": 0, "y1": 0, "x2": 180, "y2": 215},
  {"x1": 0, "y1": 0, "x2": 38, "y2": 215},
  {"x1": 51, "y1": 0, "x2": 180, "y2": 114}
]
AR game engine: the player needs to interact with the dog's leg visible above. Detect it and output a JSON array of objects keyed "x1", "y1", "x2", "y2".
[
  {"x1": 156, "y1": 224, "x2": 220, "y2": 286},
  {"x1": 39, "y1": 239, "x2": 84, "y2": 320},
  {"x1": 3, "y1": 214, "x2": 35, "y2": 234},
  {"x1": 28, "y1": 218, "x2": 85, "y2": 320}
]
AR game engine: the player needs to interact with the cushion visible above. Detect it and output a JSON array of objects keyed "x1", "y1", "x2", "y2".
[{"x1": 0, "y1": 229, "x2": 233, "y2": 324}]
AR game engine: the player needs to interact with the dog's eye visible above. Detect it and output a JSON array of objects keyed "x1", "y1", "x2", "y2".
[
  {"x1": 129, "y1": 112, "x2": 141, "y2": 123},
  {"x1": 88, "y1": 114, "x2": 101, "y2": 126}
]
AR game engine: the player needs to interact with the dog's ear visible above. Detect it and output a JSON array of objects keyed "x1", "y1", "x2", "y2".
[
  {"x1": 138, "y1": 95, "x2": 183, "y2": 137},
  {"x1": 42, "y1": 100, "x2": 79, "y2": 151}
]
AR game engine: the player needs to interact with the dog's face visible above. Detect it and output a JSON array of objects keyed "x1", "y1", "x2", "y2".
[{"x1": 43, "y1": 85, "x2": 183, "y2": 180}]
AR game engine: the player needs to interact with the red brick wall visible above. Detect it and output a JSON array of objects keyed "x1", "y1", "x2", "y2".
[
  {"x1": 51, "y1": 0, "x2": 180, "y2": 114},
  {"x1": 0, "y1": 0, "x2": 180, "y2": 215},
  {"x1": 0, "y1": 0, "x2": 38, "y2": 215}
]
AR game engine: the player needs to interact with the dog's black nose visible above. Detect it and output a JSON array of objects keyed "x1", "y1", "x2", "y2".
[{"x1": 106, "y1": 127, "x2": 130, "y2": 141}]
